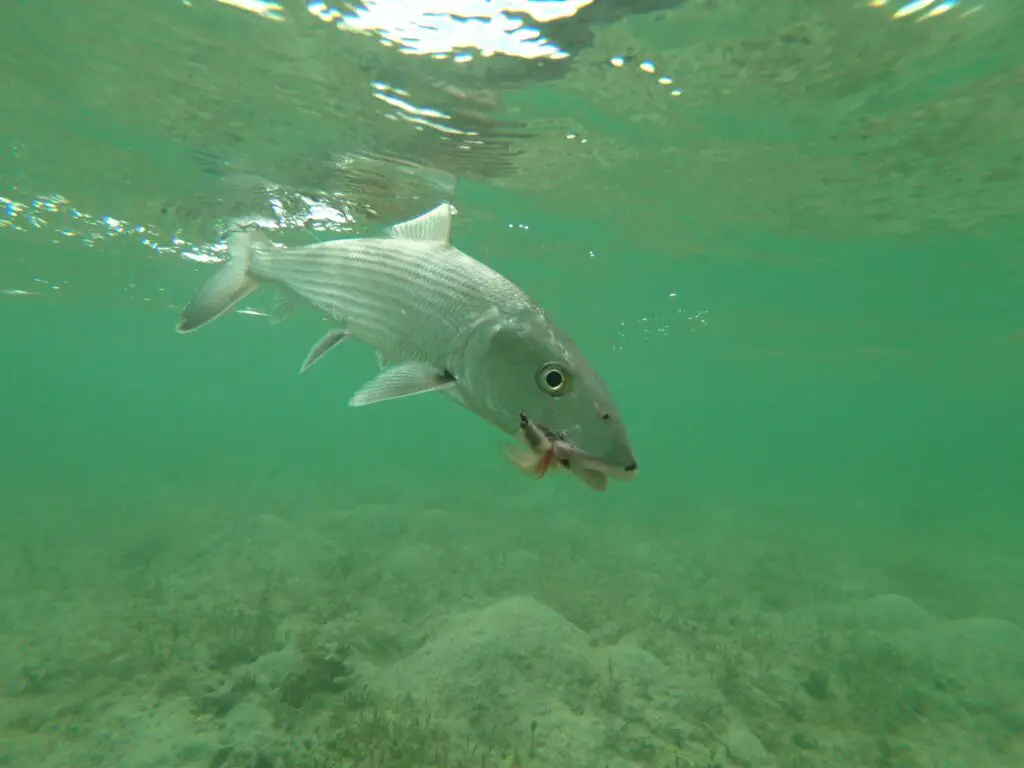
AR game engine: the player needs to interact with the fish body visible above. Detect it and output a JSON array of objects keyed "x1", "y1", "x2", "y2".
[{"x1": 177, "y1": 203, "x2": 637, "y2": 486}]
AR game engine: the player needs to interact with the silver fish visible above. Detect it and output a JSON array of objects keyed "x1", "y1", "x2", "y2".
[{"x1": 176, "y1": 203, "x2": 637, "y2": 486}]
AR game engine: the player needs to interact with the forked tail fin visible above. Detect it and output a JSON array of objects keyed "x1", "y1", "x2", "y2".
[{"x1": 176, "y1": 231, "x2": 266, "y2": 333}]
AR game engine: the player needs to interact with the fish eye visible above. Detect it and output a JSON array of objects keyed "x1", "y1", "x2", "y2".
[{"x1": 536, "y1": 362, "x2": 571, "y2": 397}]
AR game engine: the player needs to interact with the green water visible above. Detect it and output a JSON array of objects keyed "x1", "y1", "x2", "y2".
[{"x1": 2, "y1": 2, "x2": 1023, "y2": 767}]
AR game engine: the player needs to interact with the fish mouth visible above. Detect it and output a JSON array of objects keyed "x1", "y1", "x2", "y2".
[{"x1": 605, "y1": 460, "x2": 638, "y2": 481}]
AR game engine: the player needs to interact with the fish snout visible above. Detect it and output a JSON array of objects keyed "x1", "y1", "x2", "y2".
[{"x1": 606, "y1": 457, "x2": 637, "y2": 481}]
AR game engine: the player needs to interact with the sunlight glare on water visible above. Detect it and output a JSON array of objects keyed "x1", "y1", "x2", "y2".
[
  {"x1": 868, "y1": 0, "x2": 976, "y2": 21},
  {"x1": 310, "y1": 0, "x2": 593, "y2": 60}
]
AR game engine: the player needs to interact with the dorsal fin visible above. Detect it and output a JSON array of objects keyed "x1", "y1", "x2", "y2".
[{"x1": 387, "y1": 203, "x2": 456, "y2": 243}]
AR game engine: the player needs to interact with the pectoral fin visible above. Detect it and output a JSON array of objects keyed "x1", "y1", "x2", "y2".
[
  {"x1": 300, "y1": 329, "x2": 350, "y2": 373},
  {"x1": 348, "y1": 362, "x2": 456, "y2": 407}
]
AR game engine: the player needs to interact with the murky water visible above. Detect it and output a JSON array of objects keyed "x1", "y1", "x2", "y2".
[{"x1": 2, "y1": 2, "x2": 1023, "y2": 766}]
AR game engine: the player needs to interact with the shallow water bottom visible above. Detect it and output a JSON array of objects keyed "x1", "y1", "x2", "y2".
[{"x1": 2, "y1": 494, "x2": 1021, "y2": 768}]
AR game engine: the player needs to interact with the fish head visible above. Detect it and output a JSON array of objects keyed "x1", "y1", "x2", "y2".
[{"x1": 462, "y1": 313, "x2": 638, "y2": 481}]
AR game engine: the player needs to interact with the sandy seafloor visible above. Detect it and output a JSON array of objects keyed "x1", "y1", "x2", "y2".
[{"x1": 2, "y1": 494, "x2": 1022, "y2": 768}]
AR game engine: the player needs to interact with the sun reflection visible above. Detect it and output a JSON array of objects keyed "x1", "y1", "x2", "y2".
[
  {"x1": 307, "y1": 0, "x2": 592, "y2": 61},
  {"x1": 215, "y1": 0, "x2": 286, "y2": 21},
  {"x1": 0, "y1": 182, "x2": 356, "y2": 273},
  {"x1": 3, "y1": 190, "x2": 181, "y2": 257},
  {"x1": 868, "y1": 0, "x2": 979, "y2": 20},
  {"x1": 372, "y1": 82, "x2": 480, "y2": 137},
  {"x1": 606, "y1": 55, "x2": 683, "y2": 98}
]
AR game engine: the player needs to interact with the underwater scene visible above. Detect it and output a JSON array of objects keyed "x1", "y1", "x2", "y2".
[{"x1": 2, "y1": 1, "x2": 1023, "y2": 766}]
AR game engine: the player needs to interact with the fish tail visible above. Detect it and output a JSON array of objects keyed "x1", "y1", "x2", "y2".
[{"x1": 176, "y1": 230, "x2": 267, "y2": 333}]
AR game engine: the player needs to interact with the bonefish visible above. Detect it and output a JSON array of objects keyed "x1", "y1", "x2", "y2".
[{"x1": 176, "y1": 203, "x2": 637, "y2": 488}]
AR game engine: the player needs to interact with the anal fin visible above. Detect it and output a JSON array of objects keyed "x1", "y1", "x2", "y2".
[
  {"x1": 300, "y1": 329, "x2": 350, "y2": 373},
  {"x1": 349, "y1": 361, "x2": 455, "y2": 407}
]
